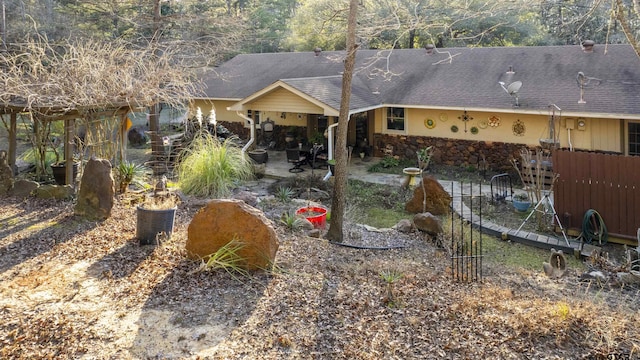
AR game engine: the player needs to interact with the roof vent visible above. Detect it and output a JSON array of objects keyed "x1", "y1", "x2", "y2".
[
  {"x1": 424, "y1": 44, "x2": 435, "y2": 55},
  {"x1": 582, "y1": 40, "x2": 595, "y2": 52},
  {"x1": 314, "y1": 47, "x2": 322, "y2": 56},
  {"x1": 506, "y1": 66, "x2": 515, "y2": 74}
]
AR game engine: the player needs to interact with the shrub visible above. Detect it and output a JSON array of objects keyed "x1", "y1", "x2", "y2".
[{"x1": 176, "y1": 135, "x2": 253, "y2": 198}]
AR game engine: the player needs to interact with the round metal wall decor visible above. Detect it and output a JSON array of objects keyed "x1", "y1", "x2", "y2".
[
  {"x1": 478, "y1": 119, "x2": 488, "y2": 129},
  {"x1": 451, "y1": 125, "x2": 459, "y2": 133},
  {"x1": 488, "y1": 115, "x2": 500, "y2": 127},
  {"x1": 424, "y1": 118, "x2": 436, "y2": 129},
  {"x1": 439, "y1": 113, "x2": 448, "y2": 122},
  {"x1": 470, "y1": 126, "x2": 479, "y2": 135},
  {"x1": 512, "y1": 119, "x2": 526, "y2": 136}
]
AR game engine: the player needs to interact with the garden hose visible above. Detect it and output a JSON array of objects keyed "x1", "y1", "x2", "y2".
[{"x1": 581, "y1": 209, "x2": 608, "y2": 245}]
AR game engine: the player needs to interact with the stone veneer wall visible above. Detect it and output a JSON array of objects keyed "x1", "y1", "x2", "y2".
[{"x1": 373, "y1": 134, "x2": 527, "y2": 173}]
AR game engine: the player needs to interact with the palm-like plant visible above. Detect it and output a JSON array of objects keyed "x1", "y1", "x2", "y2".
[{"x1": 115, "y1": 161, "x2": 150, "y2": 193}]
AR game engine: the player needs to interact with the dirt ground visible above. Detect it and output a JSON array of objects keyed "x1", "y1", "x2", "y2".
[
  {"x1": 1, "y1": 126, "x2": 639, "y2": 359},
  {"x1": 1, "y1": 187, "x2": 640, "y2": 359}
]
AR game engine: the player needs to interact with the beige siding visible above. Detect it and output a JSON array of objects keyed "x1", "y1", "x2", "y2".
[
  {"x1": 250, "y1": 88, "x2": 324, "y2": 114},
  {"x1": 590, "y1": 118, "x2": 622, "y2": 152}
]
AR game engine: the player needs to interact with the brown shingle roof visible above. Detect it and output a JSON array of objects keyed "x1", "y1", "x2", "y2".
[{"x1": 201, "y1": 45, "x2": 640, "y2": 117}]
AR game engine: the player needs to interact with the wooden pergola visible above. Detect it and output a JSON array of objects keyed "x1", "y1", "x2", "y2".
[
  {"x1": 0, "y1": 37, "x2": 201, "y2": 185},
  {"x1": 1, "y1": 103, "x2": 133, "y2": 184}
]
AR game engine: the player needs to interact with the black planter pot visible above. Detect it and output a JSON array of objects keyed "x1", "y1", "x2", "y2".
[
  {"x1": 247, "y1": 149, "x2": 268, "y2": 164},
  {"x1": 136, "y1": 206, "x2": 177, "y2": 245},
  {"x1": 51, "y1": 162, "x2": 79, "y2": 185}
]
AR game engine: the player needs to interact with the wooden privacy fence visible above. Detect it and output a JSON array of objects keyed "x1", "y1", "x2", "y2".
[{"x1": 553, "y1": 150, "x2": 640, "y2": 241}]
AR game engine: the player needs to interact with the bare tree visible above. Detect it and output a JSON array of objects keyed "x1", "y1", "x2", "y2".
[
  {"x1": 326, "y1": 0, "x2": 359, "y2": 243},
  {"x1": 614, "y1": 0, "x2": 640, "y2": 58}
]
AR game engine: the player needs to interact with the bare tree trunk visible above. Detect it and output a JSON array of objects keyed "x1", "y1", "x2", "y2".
[
  {"x1": 1, "y1": 0, "x2": 6, "y2": 52},
  {"x1": 326, "y1": 0, "x2": 359, "y2": 243}
]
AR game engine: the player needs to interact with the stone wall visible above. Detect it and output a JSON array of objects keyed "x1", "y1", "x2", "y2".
[{"x1": 373, "y1": 134, "x2": 527, "y2": 173}]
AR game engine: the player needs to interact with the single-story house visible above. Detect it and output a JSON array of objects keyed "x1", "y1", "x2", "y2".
[{"x1": 192, "y1": 42, "x2": 640, "y2": 172}]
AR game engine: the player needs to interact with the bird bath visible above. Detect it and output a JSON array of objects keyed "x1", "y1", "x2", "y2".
[{"x1": 402, "y1": 167, "x2": 422, "y2": 187}]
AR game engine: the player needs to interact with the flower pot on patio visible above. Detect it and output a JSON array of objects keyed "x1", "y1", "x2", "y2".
[
  {"x1": 296, "y1": 206, "x2": 327, "y2": 229},
  {"x1": 247, "y1": 149, "x2": 268, "y2": 164},
  {"x1": 512, "y1": 196, "x2": 531, "y2": 212}
]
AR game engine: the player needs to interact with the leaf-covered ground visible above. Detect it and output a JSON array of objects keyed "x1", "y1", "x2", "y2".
[{"x1": 1, "y1": 193, "x2": 639, "y2": 359}]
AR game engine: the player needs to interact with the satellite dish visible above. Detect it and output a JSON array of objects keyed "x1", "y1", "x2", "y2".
[{"x1": 506, "y1": 81, "x2": 522, "y2": 95}]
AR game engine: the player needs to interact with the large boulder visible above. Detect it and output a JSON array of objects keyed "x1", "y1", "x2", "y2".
[
  {"x1": 74, "y1": 158, "x2": 114, "y2": 220},
  {"x1": 34, "y1": 184, "x2": 74, "y2": 200},
  {"x1": 413, "y1": 212, "x2": 444, "y2": 236},
  {"x1": 405, "y1": 176, "x2": 451, "y2": 214},
  {"x1": 186, "y1": 199, "x2": 279, "y2": 270},
  {"x1": 9, "y1": 179, "x2": 39, "y2": 198},
  {"x1": 0, "y1": 150, "x2": 14, "y2": 194}
]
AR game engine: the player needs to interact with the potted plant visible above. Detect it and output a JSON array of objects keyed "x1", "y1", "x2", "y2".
[
  {"x1": 512, "y1": 193, "x2": 531, "y2": 212},
  {"x1": 136, "y1": 187, "x2": 178, "y2": 245}
]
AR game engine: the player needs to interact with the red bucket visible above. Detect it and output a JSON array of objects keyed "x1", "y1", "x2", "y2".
[{"x1": 296, "y1": 206, "x2": 327, "y2": 229}]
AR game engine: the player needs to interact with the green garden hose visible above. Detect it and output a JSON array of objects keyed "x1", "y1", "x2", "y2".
[{"x1": 581, "y1": 209, "x2": 608, "y2": 245}]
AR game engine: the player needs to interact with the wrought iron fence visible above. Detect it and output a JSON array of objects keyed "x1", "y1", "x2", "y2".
[{"x1": 450, "y1": 182, "x2": 483, "y2": 282}]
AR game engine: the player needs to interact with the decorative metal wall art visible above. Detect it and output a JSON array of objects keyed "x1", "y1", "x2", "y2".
[
  {"x1": 424, "y1": 118, "x2": 435, "y2": 129},
  {"x1": 512, "y1": 119, "x2": 526, "y2": 136},
  {"x1": 458, "y1": 111, "x2": 474, "y2": 133},
  {"x1": 488, "y1": 115, "x2": 500, "y2": 127}
]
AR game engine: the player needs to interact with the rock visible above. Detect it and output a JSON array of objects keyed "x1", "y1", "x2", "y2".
[
  {"x1": 127, "y1": 126, "x2": 148, "y2": 147},
  {"x1": 186, "y1": 199, "x2": 279, "y2": 271},
  {"x1": 74, "y1": 158, "x2": 114, "y2": 220},
  {"x1": 9, "y1": 179, "x2": 39, "y2": 198},
  {"x1": 298, "y1": 218, "x2": 315, "y2": 231},
  {"x1": 405, "y1": 176, "x2": 451, "y2": 214},
  {"x1": 232, "y1": 190, "x2": 258, "y2": 207},
  {"x1": 34, "y1": 184, "x2": 75, "y2": 200},
  {"x1": 394, "y1": 219, "x2": 413, "y2": 233},
  {"x1": 0, "y1": 150, "x2": 14, "y2": 194},
  {"x1": 543, "y1": 248, "x2": 566, "y2": 278},
  {"x1": 413, "y1": 212, "x2": 443, "y2": 236},
  {"x1": 307, "y1": 229, "x2": 321, "y2": 238}
]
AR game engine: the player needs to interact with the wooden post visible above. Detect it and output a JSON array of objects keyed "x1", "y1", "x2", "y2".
[
  {"x1": 8, "y1": 112, "x2": 16, "y2": 174},
  {"x1": 64, "y1": 118, "x2": 74, "y2": 185}
]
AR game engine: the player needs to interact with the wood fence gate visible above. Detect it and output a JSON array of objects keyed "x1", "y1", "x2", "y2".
[{"x1": 553, "y1": 150, "x2": 640, "y2": 242}]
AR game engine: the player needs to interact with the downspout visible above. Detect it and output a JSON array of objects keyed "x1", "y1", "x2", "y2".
[
  {"x1": 323, "y1": 113, "x2": 352, "y2": 181},
  {"x1": 567, "y1": 128, "x2": 573, "y2": 151},
  {"x1": 236, "y1": 111, "x2": 255, "y2": 153}
]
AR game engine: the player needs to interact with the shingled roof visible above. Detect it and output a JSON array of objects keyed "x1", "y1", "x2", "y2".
[{"x1": 201, "y1": 44, "x2": 640, "y2": 118}]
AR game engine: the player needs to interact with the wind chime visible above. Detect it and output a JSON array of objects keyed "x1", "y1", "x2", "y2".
[{"x1": 458, "y1": 111, "x2": 473, "y2": 133}]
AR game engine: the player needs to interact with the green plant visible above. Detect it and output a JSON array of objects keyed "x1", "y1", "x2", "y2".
[
  {"x1": 115, "y1": 161, "x2": 150, "y2": 193},
  {"x1": 513, "y1": 193, "x2": 529, "y2": 201},
  {"x1": 200, "y1": 239, "x2": 248, "y2": 277},
  {"x1": 309, "y1": 131, "x2": 325, "y2": 145},
  {"x1": 379, "y1": 269, "x2": 404, "y2": 308},
  {"x1": 417, "y1": 146, "x2": 433, "y2": 170},
  {"x1": 379, "y1": 155, "x2": 400, "y2": 168},
  {"x1": 176, "y1": 135, "x2": 253, "y2": 198},
  {"x1": 280, "y1": 210, "x2": 307, "y2": 231},
  {"x1": 275, "y1": 186, "x2": 295, "y2": 203}
]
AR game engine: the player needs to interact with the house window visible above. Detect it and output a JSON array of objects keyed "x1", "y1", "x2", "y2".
[
  {"x1": 247, "y1": 110, "x2": 260, "y2": 125},
  {"x1": 629, "y1": 122, "x2": 640, "y2": 156},
  {"x1": 385, "y1": 107, "x2": 406, "y2": 133}
]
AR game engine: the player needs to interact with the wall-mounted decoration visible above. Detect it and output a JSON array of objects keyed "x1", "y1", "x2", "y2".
[
  {"x1": 424, "y1": 118, "x2": 436, "y2": 129},
  {"x1": 297, "y1": 113, "x2": 304, "y2": 120},
  {"x1": 470, "y1": 126, "x2": 479, "y2": 135},
  {"x1": 458, "y1": 110, "x2": 474, "y2": 132},
  {"x1": 451, "y1": 125, "x2": 459, "y2": 133},
  {"x1": 488, "y1": 115, "x2": 500, "y2": 127},
  {"x1": 512, "y1": 119, "x2": 526, "y2": 136},
  {"x1": 439, "y1": 113, "x2": 448, "y2": 122},
  {"x1": 478, "y1": 119, "x2": 488, "y2": 129}
]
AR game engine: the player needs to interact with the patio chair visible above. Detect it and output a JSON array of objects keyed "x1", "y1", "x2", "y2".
[
  {"x1": 286, "y1": 148, "x2": 307, "y2": 173},
  {"x1": 310, "y1": 144, "x2": 328, "y2": 169}
]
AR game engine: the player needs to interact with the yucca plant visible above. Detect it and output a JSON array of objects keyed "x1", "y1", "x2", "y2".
[
  {"x1": 280, "y1": 210, "x2": 307, "y2": 231},
  {"x1": 275, "y1": 186, "x2": 295, "y2": 203},
  {"x1": 176, "y1": 135, "x2": 253, "y2": 198},
  {"x1": 115, "y1": 161, "x2": 150, "y2": 193},
  {"x1": 379, "y1": 269, "x2": 404, "y2": 308}
]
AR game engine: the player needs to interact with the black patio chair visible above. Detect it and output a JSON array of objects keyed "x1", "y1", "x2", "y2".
[
  {"x1": 310, "y1": 144, "x2": 328, "y2": 169},
  {"x1": 286, "y1": 148, "x2": 307, "y2": 173}
]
